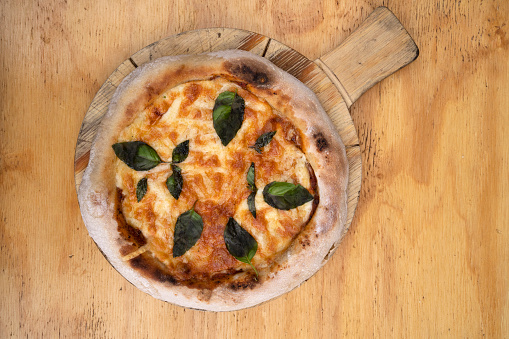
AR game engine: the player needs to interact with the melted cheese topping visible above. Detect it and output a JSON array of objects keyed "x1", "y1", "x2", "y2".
[{"x1": 115, "y1": 77, "x2": 314, "y2": 281}]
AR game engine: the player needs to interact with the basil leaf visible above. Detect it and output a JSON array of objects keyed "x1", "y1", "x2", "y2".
[
  {"x1": 135, "y1": 143, "x2": 162, "y2": 169},
  {"x1": 112, "y1": 141, "x2": 161, "y2": 171},
  {"x1": 172, "y1": 140, "x2": 189, "y2": 163},
  {"x1": 262, "y1": 181, "x2": 314, "y2": 210},
  {"x1": 173, "y1": 204, "x2": 203, "y2": 257},
  {"x1": 224, "y1": 217, "x2": 258, "y2": 277},
  {"x1": 247, "y1": 162, "x2": 256, "y2": 192},
  {"x1": 213, "y1": 91, "x2": 245, "y2": 146},
  {"x1": 248, "y1": 191, "x2": 256, "y2": 218},
  {"x1": 249, "y1": 131, "x2": 276, "y2": 153},
  {"x1": 166, "y1": 165, "x2": 183, "y2": 200},
  {"x1": 136, "y1": 177, "x2": 148, "y2": 202}
]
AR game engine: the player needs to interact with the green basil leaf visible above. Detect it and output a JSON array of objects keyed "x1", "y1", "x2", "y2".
[
  {"x1": 166, "y1": 165, "x2": 183, "y2": 200},
  {"x1": 247, "y1": 162, "x2": 256, "y2": 192},
  {"x1": 135, "y1": 143, "x2": 162, "y2": 169},
  {"x1": 136, "y1": 177, "x2": 148, "y2": 202},
  {"x1": 173, "y1": 204, "x2": 203, "y2": 257},
  {"x1": 248, "y1": 191, "x2": 256, "y2": 219},
  {"x1": 262, "y1": 181, "x2": 314, "y2": 210},
  {"x1": 172, "y1": 140, "x2": 189, "y2": 163},
  {"x1": 249, "y1": 131, "x2": 276, "y2": 153},
  {"x1": 112, "y1": 141, "x2": 161, "y2": 171},
  {"x1": 213, "y1": 91, "x2": 245, "y2": 146},
  {"x1": 224, "y1": 217, "x2": 258, "y2": 276}
]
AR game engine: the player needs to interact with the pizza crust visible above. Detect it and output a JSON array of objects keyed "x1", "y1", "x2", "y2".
[{"x1": 78, "y1": 50, "x2": 349, "y2": 311}]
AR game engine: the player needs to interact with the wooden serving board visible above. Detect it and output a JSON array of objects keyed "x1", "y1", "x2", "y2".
[{"x1": 74, "y1": 6, "x2": 418, "y2": 241}]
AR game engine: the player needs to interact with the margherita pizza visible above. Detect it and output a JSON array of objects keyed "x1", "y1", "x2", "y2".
[{"x1": 78, "y1": 50, "x2": 349, "y2": 311}]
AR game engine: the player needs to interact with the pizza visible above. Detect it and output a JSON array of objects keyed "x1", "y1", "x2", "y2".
[{"x1": 78, "y1": 49, "x2": 349, "y2": 311}]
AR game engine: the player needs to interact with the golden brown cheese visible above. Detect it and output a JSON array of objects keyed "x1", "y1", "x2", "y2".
[{"x1": 115, "y1": 77, "x2": 316, "y2": 284}]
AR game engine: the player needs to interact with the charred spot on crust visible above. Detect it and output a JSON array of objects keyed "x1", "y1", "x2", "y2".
[
  {"x1": 224, "y1": 60, "x2": 272, "y2": 88},
  {"x1": 300, "y1": 237, "x2": 311, "y2": 248},
  {"x1": 129, "y1": 252, "x2": 179, "y2": 285},
  {"x1": 313, "y1": 132, "x2": 328, "y2": 152},
  {"x1": 128, "y1": 251, "x2": 258, "y2": 290},
  {"x1": 253, "y1": 71, "x2": 268, "y2": 84},
  {"x1": 229, "y1": 274, "x2": 258, "y2": 290}
]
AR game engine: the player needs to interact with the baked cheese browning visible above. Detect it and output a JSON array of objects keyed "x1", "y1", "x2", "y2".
[
  {"x1": 114, "y1": 77, "x2": 317, "y2": 285},
  {"x1": 115, "y1": 188, "x2": 147, "y2": 249}
]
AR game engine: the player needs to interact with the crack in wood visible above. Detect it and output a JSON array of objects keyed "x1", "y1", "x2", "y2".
[
  {"x1": 261, "y1": 38, "x2": 271, "y2": 58},
  {"x1": 129, "y1": 57, "x2": 138, "y2": 68}
]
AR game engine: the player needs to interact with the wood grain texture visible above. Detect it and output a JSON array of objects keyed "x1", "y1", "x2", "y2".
[
  {"x1": 319, "y1": 6, "x2": 419, "y2": 107},
  {"x1": 1, "y1": 0, "x2": 508, "y2": 338}
]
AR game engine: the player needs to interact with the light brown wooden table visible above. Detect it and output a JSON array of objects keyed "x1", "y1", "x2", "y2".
[{"x1": 1, "y1": 0, "x2": 508, "y2": 337}]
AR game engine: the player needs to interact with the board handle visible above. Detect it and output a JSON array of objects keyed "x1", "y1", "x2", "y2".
[{"x1": 316, "y1": 7, "x2": 419, "y2": 107}]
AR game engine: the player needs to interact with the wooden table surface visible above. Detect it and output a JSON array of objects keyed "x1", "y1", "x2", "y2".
[{"x1": 1, "y1": 0, "x2": 508, "y2": 337}]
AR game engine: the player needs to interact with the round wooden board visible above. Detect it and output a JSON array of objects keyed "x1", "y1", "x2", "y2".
[{"x1": 74, "y1": 27, "x2": 361, "y2": 240}]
